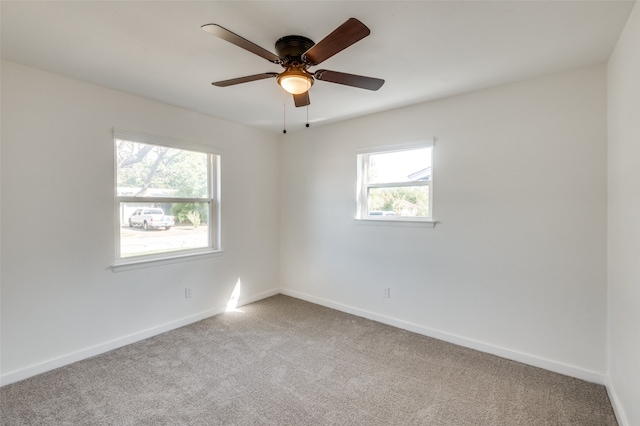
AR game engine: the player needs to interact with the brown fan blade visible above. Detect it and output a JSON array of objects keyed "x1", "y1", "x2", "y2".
[
  {"x1": 302, "y1": 18, "x2": 370, "y2": 66},
  {"x1": 212, "y1": 73, "x2": 278, "y2": 87},
  {"x1": 202, "y1": 24, "x2": 280, "y2": 64},
  {"x1": 314, "y1": 70, "x2": 384, "y2": 91},
  {"x1": 293, "y1": 92, "x2": 310, "y2": 107}
]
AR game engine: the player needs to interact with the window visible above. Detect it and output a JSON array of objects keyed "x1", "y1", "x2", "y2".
[
  {"x1": 356, "y1": 141, "x2": 434, "y2": 223},
  {"x1": 114, "y1": 129, "x2": 220, "y2": 264}
]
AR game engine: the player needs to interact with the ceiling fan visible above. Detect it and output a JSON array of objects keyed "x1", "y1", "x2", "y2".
[{"x1": 201, "y1": 18, "x2": 384, "y2": 107}]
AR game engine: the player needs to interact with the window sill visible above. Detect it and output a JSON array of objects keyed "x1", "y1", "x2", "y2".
[
  {"x1": 112, "y1": 249, "x2": 224, "y2": 272},
  {"x1": 354, "y1": 218, "x2": 437, "y2": 228}
]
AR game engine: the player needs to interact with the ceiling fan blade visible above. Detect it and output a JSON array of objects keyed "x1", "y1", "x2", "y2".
[
  {"x1": 302, "y1": 18, "x2": 370, "y2": 66},
  {"x1": 314, "y1": 70, "x2": 384, "y2": 91},
  {"x1": 293, "y1": 92, "x2": 310, "y2": 107},
  {"x1": 201, "y1": 24, "x2": 281, "y2": 64},
  {"x1": 212, "y1": 73, "x2": 278, "y2": 87}
]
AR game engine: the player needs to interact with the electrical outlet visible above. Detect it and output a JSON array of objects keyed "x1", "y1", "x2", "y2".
[
  {"x1": 382, "y1": 286, "x2": 390, "y2": 298},
  {"x1": 185, "y1": 287, "x2": 192, "y2": 298}
]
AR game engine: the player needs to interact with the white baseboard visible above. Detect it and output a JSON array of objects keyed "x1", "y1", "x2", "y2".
[
  {"x1": 280, "y1": 288, "x2": 606, "y2": 385},
  {"x1": 2, "y1": 287, "x2": 605, "y2": 388},
  {"x1": 0, "y1": 288, "x2": 279, "y2": 387},
  {"x1": 605, "y1": 376, "x2": 629, "y2": 426}
]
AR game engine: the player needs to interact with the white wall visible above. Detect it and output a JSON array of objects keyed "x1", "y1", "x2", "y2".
[
  {"x1": 0, "y1": 57, "x2": 616, "y2": 393},
  {"x1": 607, "y1": 2, "x2": 640, "y2": 424},
  {"x1": 280, "y1": 64, "x2": 609, "y2": 382},
  {"x1": 0, "y1": 61, "x2": 281, "y2": 384}
]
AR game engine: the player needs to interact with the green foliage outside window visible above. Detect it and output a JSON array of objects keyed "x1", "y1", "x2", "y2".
[
  {"x1": 117, "y1": 141, "x2": 210, "y2": 225},
  {"x1": 369, "y1": 186, "x2": 429, "y2": 217}
]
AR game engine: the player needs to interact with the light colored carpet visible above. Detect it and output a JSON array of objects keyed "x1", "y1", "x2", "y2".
[{"x1": 1, "y1": 295, "x2": 617, "y2": 425}]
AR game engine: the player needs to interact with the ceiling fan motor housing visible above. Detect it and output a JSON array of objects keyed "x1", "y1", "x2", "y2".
[{"x1": 275, "y1": 35, "x2": 315, "y2": 66}]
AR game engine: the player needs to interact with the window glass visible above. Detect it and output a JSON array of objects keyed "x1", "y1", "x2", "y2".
[
  {"x1": 116, "y1": 142, "x2": 208, "y2": 198},
  {"x1": 368, "y1": 186, "x2": 430, "y2": 218},
  {"x1": 367, "y1": 148, "x2": 431, "y2": 184},
  {"x1": 119, "y1": 201, "x2": 209, "y2": 258}
]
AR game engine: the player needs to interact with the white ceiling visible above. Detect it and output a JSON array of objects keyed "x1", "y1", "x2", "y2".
[{"x1": 1, "y1": 1, "x2": 635, "y2": 134}]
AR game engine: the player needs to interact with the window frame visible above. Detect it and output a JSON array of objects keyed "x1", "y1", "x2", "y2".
[
  {"x1": 356, "y1": 139, "x2": 435, "y2": 225},
  {"x1": 112, "y1": 129, "x2": 222, "y2": 270}
]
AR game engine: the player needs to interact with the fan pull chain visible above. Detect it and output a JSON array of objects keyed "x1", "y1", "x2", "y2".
[
  {"x1": 282, "y1": 89, "x2": 287, "y2": 134},
  {"x1": 305, "y1": 79, "x2": 310, "y2": 128}
]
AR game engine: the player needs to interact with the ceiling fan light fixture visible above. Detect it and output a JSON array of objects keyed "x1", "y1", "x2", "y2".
[{"x1": 278, "y1": 68, "x2": 313, "y2": 94}]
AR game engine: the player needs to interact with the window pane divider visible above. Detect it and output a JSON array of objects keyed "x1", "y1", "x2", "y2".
[
  {"x1": 117, "y1": 197, "x2": 211, "y2": 204},
  {"x1": 366, "y1": 181, "x2": 430, "y2": 189}
]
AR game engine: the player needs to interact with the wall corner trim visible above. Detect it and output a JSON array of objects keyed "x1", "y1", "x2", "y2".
[{"x1": 605, "y1": 375, "x2": 630, "y2": 426}]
